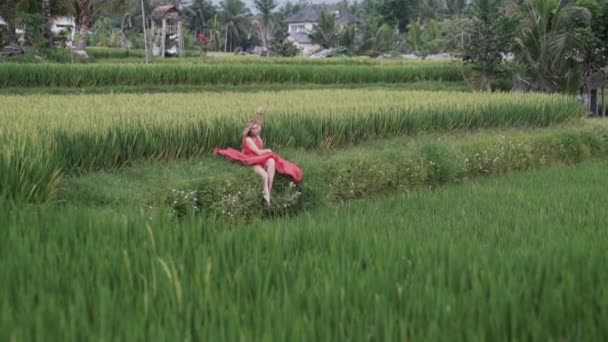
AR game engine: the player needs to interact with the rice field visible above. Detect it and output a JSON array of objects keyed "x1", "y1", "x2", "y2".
[
  {"x1": 1, "y1": 57, "x2": 606, "y2": 340},
  {"x1": 0, "y1": 90, "x2": 584, "y2": 202},
  {"x1": 1, "y1": 90, "x2": 582, "y2": 135},
  {"x1": 0, "y1": 63, "x2": 464, "y2": 87},
  {"x1": 2, "y1": 161, "x2": 607, "y2": 340}
]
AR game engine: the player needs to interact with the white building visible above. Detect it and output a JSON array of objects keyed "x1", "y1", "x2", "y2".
[
  {"x1": 13, "y1": 16, "x2": 76, "y2": 44},
  {"x1": 50, "y1": 16, "x2": 75, "y2": 36},
  {"x1": 284, "y1": 5, "x2": 362, "y2": 56}
]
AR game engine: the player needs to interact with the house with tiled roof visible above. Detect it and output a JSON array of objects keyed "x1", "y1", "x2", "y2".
[{"x1": 284, "y1": 4, "x2": 362, "y2": 56}]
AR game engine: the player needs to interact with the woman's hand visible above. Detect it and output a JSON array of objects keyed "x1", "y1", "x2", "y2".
[
  {"x1": 256, "y1": 106, "x2": 265, "y2": 127},
  {"x1": 263, "y1": 148, "x2": 272, "y2": 154}
]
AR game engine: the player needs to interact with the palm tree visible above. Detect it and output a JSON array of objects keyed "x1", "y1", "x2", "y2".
[
  {"x1": 361, "y1": 17, "x2": 394, "y2": 52},
  {"x1": 42, "y1": 0, "x2": 52, "y2": 46},
  {"x1": 308, "y1": 11, "x2": 340, "y2": 49},
  {"x1": 514, "y1": 0, "x2": 591, "y2": 92},
  {"x1": 446, "y1": 0, "x2": 467, "y2": 16},
  {"x1": 220, "y1": 0, "x2": 249, "y2": 52},
  {"x1": 406, "y1": 20, "x2": 422, "y2": 55},
  {"x1": 208, "y1": 14, "x2": 222, "y2": 51},
  {"x1": 253, "y1": 0, "x2": 276, "y2": 56},
  {"x1": 185, "y1": 0, "x2": 217, "y2": 36},
  {"x1": 66, "y1": 0, "x2": 95, "y2": 50},
  {"x1": 418, "y1": 0, "x2": 444, "y2": 24}
]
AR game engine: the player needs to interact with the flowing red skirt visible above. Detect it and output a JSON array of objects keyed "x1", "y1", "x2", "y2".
[{"x1": 214, "y1": 147, "x2": 303, "y2": 183}]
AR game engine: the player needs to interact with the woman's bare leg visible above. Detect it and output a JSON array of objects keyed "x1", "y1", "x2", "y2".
[
  {"x1": 252, "y1": 165, "x2": 270, "y2": 204},
  {"x1": 265, "y1": 158, "x2": 276, "y2": 195}
]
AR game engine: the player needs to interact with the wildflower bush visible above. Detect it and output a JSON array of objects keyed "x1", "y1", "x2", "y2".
[{"x1": 167, "y1": 172, "x2": 306, "y2": 221}]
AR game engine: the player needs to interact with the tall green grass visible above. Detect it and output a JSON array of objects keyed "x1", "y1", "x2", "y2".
[
  {"x1": 0, "y1": 63, "x2": 463, "y2": 87},
  {"x1": 2, "y1": 161, "x2": 608, "y2": 340},
  {"x1": 0, "y1": 90, "x2": 582, "y2": 200},
  {"x1": 0, "y1": 90, "x2": 585, "y2": 202}
]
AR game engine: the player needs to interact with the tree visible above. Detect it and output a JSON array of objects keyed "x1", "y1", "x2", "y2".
[
  {"x1": 445, "y1": 0, "x2": 468, "y2": 16},
  {"x1": 42, "y1": 0, "x2": 52, "y2": 46},
  {"x1": 253, "y1": 0, "x2": 277, "y2": 56},
  {"x1": 277, "y1": 0, "x2": 306, "y2": 19},
  {"x1": 59, "y1": 0, "x2": 131, "y2": 50},
  {"x1": 207, "y1": 14, "x2": 222, "y2": 51},
  {"x1": 271, "y1": 1, "x2": 304, "y2": 56},
  {"x1": 375, "y1": 0, "x2": 416, "y2": 32},
  {"x1": 458, "y1": 0, "x2": 519, "y2": 91},
  {"x1": 220, "y1": 0, "x2": 249, "y2": 52},
  {"x1": 0, "y1": 0, "x2": 71, "y2": 47},
  {"x1": 417, "y1": 0, "x2": 445, "y2": 23},
  {"x1": 406, "y1": 20, "x2": 422, "y2": 55},
  {"x1": 185, "y1": 0, "x2": 218, "y2": 36},
  {"x1": 359, "y1": 15, "x2": 394, "y2": 53},
  {"x1": 0, "y1": 0, "x2": 28, "y2": 36},
  {"x1": 20, "y1": 12, "x2": 47, "y2": 49},
  {"x1": 576, "y1": 0, "x2": 608, "y2": 69},
  {"x1": 405, "y1": 18, "x2": 447, "y2": 58},
  {"x1": 67, "y1": 0, "x2": 95, "y2": 49},
  {"x1": 513, "y1": 0, "x2": 591, "y2": 92},
  {"x1": 308, "y1": 11, "x2": 340, "y2": 49},
  {"x1": 571, "y1": 0, "x2": 608, "y2": 113},
  {"x1": 340, "y1": 24, "x2": 356, "y2": 50}
]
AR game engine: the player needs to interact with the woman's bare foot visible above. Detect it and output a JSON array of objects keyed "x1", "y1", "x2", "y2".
[{"x1": 263, "y1": 192, "x2": 271, "y2": 206}]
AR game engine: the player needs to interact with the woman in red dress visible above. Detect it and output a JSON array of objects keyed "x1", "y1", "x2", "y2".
[{"x1": 214, "y1": 107, "x2": 303, "y2": 205}]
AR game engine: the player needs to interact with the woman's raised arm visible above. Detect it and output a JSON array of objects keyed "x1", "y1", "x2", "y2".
[{"x1": 256, "y1": 106, "x2": 264, "y2": 127}]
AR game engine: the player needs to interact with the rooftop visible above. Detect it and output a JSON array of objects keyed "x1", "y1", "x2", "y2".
[
  {"x1": 151, "y1": 4, "x2": 182, "y2": 21},
  {"x1": 284, "y1": 5, "x2": 362, "y2": 24}
]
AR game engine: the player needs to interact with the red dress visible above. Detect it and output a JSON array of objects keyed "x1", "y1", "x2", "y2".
[{"x1": 214, "y1": 136, "x2": 303, "y2": 183}]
